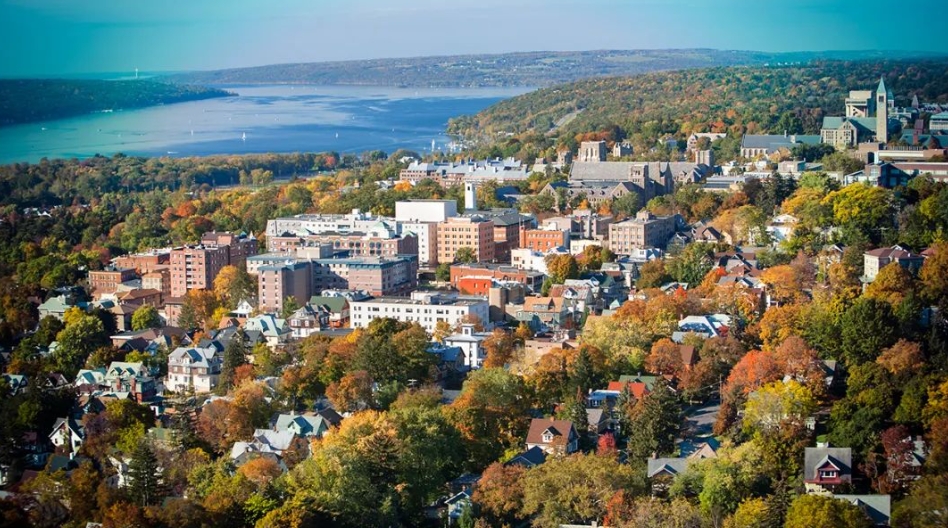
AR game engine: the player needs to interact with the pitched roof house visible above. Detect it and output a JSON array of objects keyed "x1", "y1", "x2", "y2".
[
  {"x1": 526, "y1": 418, "x2": 579, "y2": 455},
  {"x1": 804, "y1": 447, "x2": 853, "y2": 494},
  {"x1": 833, "y1": 495, "x2": 891, "y2": 526}
]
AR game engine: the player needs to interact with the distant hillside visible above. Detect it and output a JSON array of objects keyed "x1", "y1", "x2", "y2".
[
  {"x1": 446, "y1": 60, "x2": 948, "y2": 148},
  {"x1": 0, "y1": 80, "x2": 233, "y2": 127},
  {"x1": 165, "y1": 49, "x2": 944, "y2": 88}
]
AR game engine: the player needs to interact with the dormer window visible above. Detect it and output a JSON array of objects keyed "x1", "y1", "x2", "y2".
[
  {"x1": 819, "y1": 470, "x2": 837, "y2": 479},
  {"x1": 542, "y1": 432, "x2": 554, "y2": 443}
]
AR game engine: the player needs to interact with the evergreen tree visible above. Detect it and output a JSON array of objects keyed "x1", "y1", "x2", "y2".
[
  {"x1": 571, "y1": 347, "x2": 599, "y2": 396},
  {"x1": 177, "y1": 301, "x2": 199, "y2": 331},
  {"x1": 625, "y1": 378, "x2": 681, "y2": 461},
  {"x1": 564, "y1": 388, "x2": 591, "y2": 451},
  {"x1": 220, "y1": 329, "x2": 248, "y2": 391},
  {"x1": 126, "y1": 440, "x2": 165, "y2": 507}
]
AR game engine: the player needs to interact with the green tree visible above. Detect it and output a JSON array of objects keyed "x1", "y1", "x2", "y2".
[
  {"x1": 455, "y1": 246, "x2": 477, "y2": 264},
  {"x1": 840, "y1": 298, "x2": 898, "y2": 366},
  {"x1": 625, "y1": 378, "x2": 681, "y2": 461},
  {"x1": 281, "y1": 296, "x2": 301, "y2": 319},
  {"x1": 613, "y1": 192, "x2": 641, "y2": 217},
  {"x1": 127, "y1": 440, "x2": 166, "y2": 507},
  {"x1": 435, "y1": 262, "x2": 452, "y2": 282},
  {"x1": 219, "y1": 329, "x2": 248, "y2": 391},
  {"x1": 54, "y1": 314, "x2": 108, "y2": 378},
  {"x1": 668, "y1": 242, "x2": 714, "y2": 287},
  {"x1": 131, "y1": 305, "x2": 162, "y2": 331}
]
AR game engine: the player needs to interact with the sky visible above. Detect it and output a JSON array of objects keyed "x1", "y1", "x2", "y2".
[{"x1": 1, "y1": 0, "x2": 946, "y2": 77}]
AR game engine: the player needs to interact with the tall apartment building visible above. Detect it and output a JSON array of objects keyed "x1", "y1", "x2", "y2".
[
  {"x1": 169, "y1": 245, "x2": 230, "y2": 298},
  {"x1": 88, "y1": 267, "x2": 138, "y2": 295},
  {"x1": 608, "y1": 211, "x2": 677, "y2": 254},
  {"x1": 112, "y1": 250, "x2": 171, "y2": 274},
  {"x1": 395, "y1": 200, "x2": 458, "y2": 267},
  {"x1": 437, "y1": 216, "x2": 495, "y2": 264},
  {"x1": 349, "y1": 291, "x2": 489, "y2": 334},
  {"x1": 401, "y1": 222, "x2": 438, "y2": 267},
  {"x1": 520, "y1": 227, "x2": 570, "y2": 253},
  {"x1": 258, "y1": 261, "x2": 312, "y2": 313},
  {"x1": 201, "y1": 232, "x2": 259, "y2": 269}
]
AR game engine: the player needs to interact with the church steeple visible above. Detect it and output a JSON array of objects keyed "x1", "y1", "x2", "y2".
[{"x1": 876, "y1": 77, "x2": 889, "y2": 144}]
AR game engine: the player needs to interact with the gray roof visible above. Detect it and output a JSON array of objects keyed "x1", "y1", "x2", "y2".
[
  {"x1": 569, "y1": 161, "x2": 699, "y2": 182},
  {"x1": 804, "y1": 447, "x2": 852, "y2": 482},
  {"x1": 273, "y1": 413, "x2": 329, "y2": 437},
  {"x1": 506, "y1": 446, "x2": 548, "y2": 468},
  {"x1": 834, "y1": 495, "x2": 891, "y2": 526},
  {"x1": 741, "y1": 134, "x2": 821, "y2": 152},
  {"x1": 647, "y1": 457, "x2": 689, "y2": 478},
  {"x1": 822, "y1": 116, "x2": 877, "y2": 133}
]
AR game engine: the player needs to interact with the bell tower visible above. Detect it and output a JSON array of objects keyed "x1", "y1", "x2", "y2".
[{"x1": 876, "y1": 77, "x2": 889, "y2": 144}]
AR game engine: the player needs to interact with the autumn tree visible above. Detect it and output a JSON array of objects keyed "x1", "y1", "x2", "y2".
[
  {"x1": 742, "y1": 380, "x2": 817, "y2": 435},
  {"x1": 213, "y1": 265, "x2": 256, "y2": 309},
  {"x1": 637, "y1": 259, "x2": 670, "y2": 289},
  {"x1": 473, "y1": 462, "x2": 527, "y2": 527},
  {"x1": 545, "y1": 254, "x2": 580, "y2": 284},
  {"x1": 784, "y1": 494, "x2": 873, "y2": 528},
  {"x1": 876, "y1": 339, "x2": 925, "y2": 380},
  {"x1": 326, "y1": 370, "x2": 375, "y2": 413},
  {"x1": 919, "y1": 242, "x2": 948, "y2": 306},
  {"x1": 645, "y1": 338, "x2": 685, "y2": 378},
  {"x1": 865, "y1": 262, "x2": 917, "y2": 308},
  {"x1": 482, "y1": 328, "x2": 518, "y2": 368},
  {"x1": 521, "y1": 453, "x2": 645, "y2": 528}
]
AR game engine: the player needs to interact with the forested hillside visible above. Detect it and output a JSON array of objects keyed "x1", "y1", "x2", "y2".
[
  {"x1": 448, "y1": 60, "x2": 948, "y2": 153},
  {"x1": 0, "y1": 80, "x2": 232, "y2": 126},
  {"x1": 166, "y1": 49, "x2": 940, "y2": 88}
]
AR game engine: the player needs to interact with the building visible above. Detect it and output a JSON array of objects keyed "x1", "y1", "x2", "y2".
[
  {"x1": 350, "y1": 292, "x2": 489, "y2": 334},
  {"x1": 398, "y1": 158, "x2": 529, "y2": 187},
  {"x1": 687, "y1": 132, "x2": 727, "y2": 151},
  {"x1": 167, "y1": 345, "x2": 223, "y2": 394},
  {"x1": 862, "y1": 245, "x2": 925, "y2": 282},
  {"x1": 266, "y1": 210, "x2": 396, "y2": 240},
  {"x1": 311, "y1": 255, "x2": 418, "y2": 297},
  {"x1": 520, "y1": 227, "x2": 570, "y2": 253},
  {"x1": 740, "y1": 134, "x2": 821, "y2": 158},
  {"x1": 613, "y1": 141, "x2": 633, "y2": 158},
  {"x1": 821, "y1": 78, "x2": 899, "y2": 148},
  {"x1": 930, "y1": 112, "x2": 948, "y2": 132},
  {"x1": 450, "y1": 263, "x2": 546, "y2": 294},
  {"x1": 394, "y1": 199, "x2": 458, "y2": 223},
  {"x1": 88, "y1": 267, "x2": 138, "y2": 295},
  {"x1": 169, "y1": 244, "x2": 230, "y2": 298},
  {"x1": 862, "y1": 161, "x2": 948, "y2": 188},
  {"x1": 268, "y1": 231, "x2": 418, "y2": 259},
  {"x1": 578, "y1": 141, "x2": 607, "y2": 162},
  {"x1": 608, "y1": 211, "x2": 677, "y2": 254},
  {"x1": 525, "y1": 418, "x2": 579, "y2": 455},
  {"x1": 804, "y1": 447, "x2": 853, "y2": 494},
  {"x1": 401, "y1": 222, "x2": 438, "y2": 267},
  {"x1": 141, "y1": 268, "x2": 171, "y2": 305},
  {"x1": 437, "y1": 216, "x2": 495, "y2": 264},
  {"x1": 474, "y1": 209, "x2": 535, "y2": 263},
  {"x1": 834, "y1": 495, "x2": 891, "y2": 526},
  {"x1": 112, "y1": 250, "x2": 171, "y2": 274},
  {"x1": 245, "y1": 314, "x2": 291, "y2": 347},
  {"x1": 258, "y1": 261, "x2": 312, "y2": 313},
  {"x1": 200, "y1": 231, "x2": 259, "y2": 269},
  {"x1": 444, "y1": 323, "x2": 493, "y2": 369}
]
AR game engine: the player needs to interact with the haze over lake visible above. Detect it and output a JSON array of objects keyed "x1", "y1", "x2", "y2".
[{"x1": 0, "y1": 85, "x2": 532, "y2": 164}]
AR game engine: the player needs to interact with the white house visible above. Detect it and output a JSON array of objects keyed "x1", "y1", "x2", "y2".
[
  {"x1": 49, "y1": 417, "x2": 84, "y2": 454},
  {"x1": 166, "y1": 345, "x2": 223, "y2": 394},
  {"x1": 443, "y1": 324, "x2": 492, "y2": 369},
  {"x1": 767, "y1": 214, "x2": 799, "y2": 243}
]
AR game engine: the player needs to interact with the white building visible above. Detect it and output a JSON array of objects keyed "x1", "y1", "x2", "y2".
[
  {"x1": 444, "y1": 324, "x2": 492, "y2": 369},
  {"x1": 401, "y1": 222, "x2": 438, "y2": 267},
  {"x1": 265, "y1": 210, "x2": 398, "y2": 239},
  {"x1": 395, "y1": 200, "x2": 457, "y2": 223},
  {"x1": 767, "y1": 214, "x2": 799, "y2": 243},
  {"x1": 510, "y1": 246, "x2": 569, "y2": 274},
  {"x1": 166, "y1": 345, "x2": 223, "y2": 394},
  {"x1": 349, "y1": 291, "x2": 489, "y2": 335}
]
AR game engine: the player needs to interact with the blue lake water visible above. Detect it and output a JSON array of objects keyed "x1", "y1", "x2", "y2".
[{"x1": 0, "y1": 85, "x2": 533, "y2": 164}]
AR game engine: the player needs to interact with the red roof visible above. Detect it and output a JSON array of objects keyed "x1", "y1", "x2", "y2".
[{"x1": 607, "y1": 381, "x2": 649, "y2": 399}]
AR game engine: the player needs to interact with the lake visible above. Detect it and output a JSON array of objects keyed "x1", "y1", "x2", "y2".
[{"x1": 0, "y1": 85, "x2": 532, "y2": 164}]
